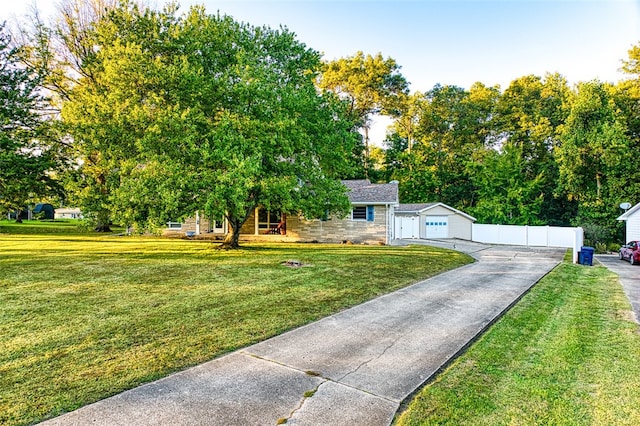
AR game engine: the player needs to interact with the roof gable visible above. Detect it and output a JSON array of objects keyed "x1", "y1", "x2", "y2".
[
  {"x1": 618, "y1": 202, "x2": 640, "y2": 220},
  {"x1": 342, "y1": 180, "x2": 398, "y2": 204},
  {"x1": 396, "y1": 202, "x2": 476, "y2": 222}
]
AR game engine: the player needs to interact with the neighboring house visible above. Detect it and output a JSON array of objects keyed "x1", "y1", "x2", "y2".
[
  {"x1": 165, "y1": 179, "x2": 399, "y2": 244},
  {"x1": 394, "y1": 203, "x2": 476, "y2": 240},
  {"x1": 54, "y1": 208, "x2": 83, "y2": 219},
  {"x1": 618, "y1": 202, "x2": 640, "y2": 241}
]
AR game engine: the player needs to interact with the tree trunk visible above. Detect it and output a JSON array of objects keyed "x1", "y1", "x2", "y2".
[
  {"x1": 94, "y1": 209, "x2": 112, "y2": 232},
  {"x1": 221, "y1": 218, "x2": 242, "y2": 249},
  {"x1": 219, "y1": 206, "x2": 255, "y2": 249},
  {"x1": 94, "y1": 223, "x2": 112, "y2": 232},
  {"x1": 220, "y1": 220, "x2": 240, "y2": 249}
]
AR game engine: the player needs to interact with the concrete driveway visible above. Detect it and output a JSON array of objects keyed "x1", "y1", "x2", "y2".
[
  {"x1": 42, "y1": 246, "x2": 564, "y2": 426},
  {"x1": 595, "y1": 254, "x2": 640, "y2": 323}
]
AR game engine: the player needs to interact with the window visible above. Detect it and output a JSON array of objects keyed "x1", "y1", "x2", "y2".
[
  {"x1": 167, "y1": 221, "x2": 182, "y2": 230},
  {"x1": 352, "y1": 206, "x2": 367, "y2": 220},
  {"x1": 352, "y1": 206, "x2": 375, "y2": 221},
  {"x1": 258, "y1": 209, "x2": 281, "y2": 230}
]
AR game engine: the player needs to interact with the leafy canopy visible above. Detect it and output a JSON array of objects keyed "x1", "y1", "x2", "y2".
[
  {"x1": 0, "y1": 23, "x2": 60, "y2": 215},
  {"x1": 56, "y1": 3, "x2": 358, "y2": 244}
]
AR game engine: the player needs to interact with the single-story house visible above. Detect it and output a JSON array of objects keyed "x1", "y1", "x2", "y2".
[
  {"x1": 54, "y1": 207, "x2": 83, "y2": 219},
  {"x1": 394, "y1": 203, "x2": 476, "y2": 240},
  {"x1": 165, "y1": 179, "x2": 400, "y2": 244},
  {"x1": 617, "y1": 202, "x2": 640, "y2": 241}
]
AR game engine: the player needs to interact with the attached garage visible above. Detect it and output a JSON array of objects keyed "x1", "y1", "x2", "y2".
[{"x1": 395, "y1": 203, "x2": 476, "y2": 240}]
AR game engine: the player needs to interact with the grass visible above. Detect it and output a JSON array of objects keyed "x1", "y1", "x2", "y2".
[
  {"x1": 0, "y1": 219, "x2": 125, "y2": 235},
  {"x1": 0, "y1": 221, "x2": 472, "y2": 426},
  {"x1": 395, "y1": 258, "x2": 640, "y2": 425}
]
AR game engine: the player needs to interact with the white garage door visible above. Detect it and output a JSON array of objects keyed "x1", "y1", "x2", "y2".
[
  {"x1": 396, "y1": 216, "x2": 419, "y2": 239},
  {"x1": 425, "y1": 216, "x2": 448, "y2": 239}
]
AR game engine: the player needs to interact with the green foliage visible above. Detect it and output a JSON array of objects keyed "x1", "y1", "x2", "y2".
[
  {"x1": 39, "y1": 3, "x2": 359, "y2": 244},
  {"x1": 0, "y1": 23, "x2": 61, "y2": 216},
  {"x1": 319, "y1": 51, "x2": 409, "y2": 176},
  {"x1": 381, "y1": 62, "x2": 640, "y2": 238},
  {"x1": 469, "y1": 144, "x2": 545, "y2": 225},
  {"x1": 389, "y1": 83, "x2": 498, "y2": 210},
  {"x1": 556, "y1": 80, "x2": 637, "y2": 237}
]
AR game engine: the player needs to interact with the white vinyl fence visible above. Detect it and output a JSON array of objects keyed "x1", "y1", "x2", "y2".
[{"x1": 472, "y1": 224, "x2": 584, "y2": 263}]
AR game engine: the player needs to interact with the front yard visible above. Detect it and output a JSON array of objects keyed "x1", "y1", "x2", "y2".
[{"x1": 0, "y1": 222, "x2": 471, "y2": 425}]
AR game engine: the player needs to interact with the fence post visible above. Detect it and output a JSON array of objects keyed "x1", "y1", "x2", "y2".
[
  {"x1": 573, "y1": 227, "x2": 584, "y2": 263},
  {"x1": 546, "y1": 225, "x2": 550, "y2": 247}
]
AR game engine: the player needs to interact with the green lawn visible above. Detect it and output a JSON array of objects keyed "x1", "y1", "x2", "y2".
[
  {"x1": 0, "y1": 219, "x2": 122, "y2": 235},
  {"x1": 0, "y1": 221, "x2": 472, "y2": 425},
  {"x1": 395, "y1": 259, "x2": 640, "y2": 425}
]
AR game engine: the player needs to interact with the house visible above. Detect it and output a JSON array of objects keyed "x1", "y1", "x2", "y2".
[
  {"x1": 394, "y1": 203, "x2": 476, "y2": 240},
  {"x1": 54, "y1": 208, "x2": 83, "y2": 219},
  {"x1": 617, "y1": 202, "x2": 640, "y2": 241},
  {"x1": 165, "y1": 179, "x2": 399, "y2": 244}
]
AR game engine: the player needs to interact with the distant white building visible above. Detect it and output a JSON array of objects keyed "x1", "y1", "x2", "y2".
[
  {"x1": 54, "y1": 208, "x2": 83, "y2": 219},
  {"x1": 618, "y1": 203, "x2": 640, "y2": 242}
]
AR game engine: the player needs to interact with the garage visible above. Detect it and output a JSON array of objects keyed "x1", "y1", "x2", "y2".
[
  {"x1": 395, "y1": 215, "x2": 420, "y2": 239},
  {"x1": 425, "y1": 216, "x2": 448, "y2": 238},
  {"x1": 394, "y1": 203, "x2": 476, "y2": 240}
]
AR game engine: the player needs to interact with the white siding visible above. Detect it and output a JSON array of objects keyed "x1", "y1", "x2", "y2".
[
  {"x1": 447, "y1": 214, "x2": 473, "y2": 240},
  {"x1": 627, "y1": 213, "x2": 640, "y2": 242}
]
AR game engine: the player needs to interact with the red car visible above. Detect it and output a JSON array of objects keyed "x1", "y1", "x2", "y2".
[{"x1": 619, "y1": 241, "x2": 640, "y2": 265}]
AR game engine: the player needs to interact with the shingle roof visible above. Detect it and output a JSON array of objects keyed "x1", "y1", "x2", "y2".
[
  {"x1": 342, "y1": 180, "x2": 398, "y2": 204},
  {"x1": 396, "y1": 202, "x2": 477, "y2": 222},
  {"x1": 396, "y1": 203, "x2": 437, "y2": 212}
]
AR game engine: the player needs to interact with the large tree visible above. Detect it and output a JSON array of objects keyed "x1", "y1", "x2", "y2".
[
  {"x1": 492, "y1": 73, "x2": 575, "y2": 225},
  {"x1": 389, "y1": 83, "x2": 498, "y2": 209},
  {"x1": 42, "y1": 2, "x2": 357, "y2": 245},
  {"x1": 556, "y1": 80, "x2": 634, "y2": 243},
  {"x1": 0, "y1": 23, "x2": 60, "y2": 219},
  {"x1": 318, "y1": 51, "x2": 408, "y2": 176}
]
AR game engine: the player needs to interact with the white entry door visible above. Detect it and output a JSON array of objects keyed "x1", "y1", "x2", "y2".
[
  {"x1": 396, "y1": 216, "x2": 419, "y2": 239},
  {"x1": 425, "y1": 216, "x2": 448, "y2": 238}
]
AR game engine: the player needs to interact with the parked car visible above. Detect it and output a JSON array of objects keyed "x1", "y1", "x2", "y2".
[{"x1": 619, "y1": 241, "x2": 640, "y2": 265}]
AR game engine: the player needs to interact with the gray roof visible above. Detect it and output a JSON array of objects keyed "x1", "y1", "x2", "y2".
[
  {"x1": 396, "y1": 203, "x2": 437, "y2": 212},
  {"x1": 342, "y1": 180, "x2": 398, "y2": 204},
  {"x1": 396, "y1": 202, "x2": 477, "y2": 222}
]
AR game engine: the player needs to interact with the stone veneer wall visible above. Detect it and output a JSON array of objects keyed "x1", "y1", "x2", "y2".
[
  {"x1": 165, "y1": 205, "x2": 390, "y2": 244},
  {"x1": 285, "y1": 205, "x2": 389, "y2": 244}
]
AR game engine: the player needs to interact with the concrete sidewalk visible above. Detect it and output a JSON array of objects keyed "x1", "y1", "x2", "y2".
[{"x1": 42, "y1": 246, "x2": 564, "y2": 426}]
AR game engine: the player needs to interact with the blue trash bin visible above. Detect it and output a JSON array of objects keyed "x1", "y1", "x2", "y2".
[{"x1": 580, "y1": 246, "x2": 594, "y2": 266}]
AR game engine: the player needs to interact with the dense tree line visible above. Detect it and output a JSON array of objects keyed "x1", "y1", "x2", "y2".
[
  {"x1": 378, "y1": 63, "x2": 640, "y2": 245},
  {"x1": 2, "y1": 0, "x2": 639, "y2": 246}
]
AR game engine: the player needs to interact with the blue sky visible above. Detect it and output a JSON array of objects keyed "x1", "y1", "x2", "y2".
[
  {"x1": 3, "y1": 1, "x2": 639, "y2": 91},
  {"x1": 3, "y1": 0, "x2": 639, "y2": 143}
]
